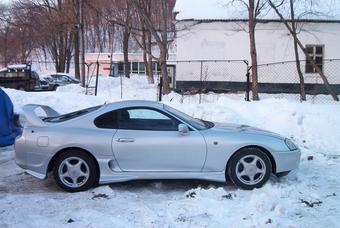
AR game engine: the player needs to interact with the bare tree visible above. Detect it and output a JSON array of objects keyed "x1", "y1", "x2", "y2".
[
  {"x1": 0, "y1": 4, "x2": 14, "y2": 66},
  {"x1": 268, "y1": 0, "x2": 339, "y2": 101},
  {"x1": 130, "y1": 0, "x2": 155, "y2": 84},
  {"x1": 131, "y1": 0, "x2": 175, "y2": 94},
  {"x1": 14, "y1": 0, "x2": 76, "y2": 73},
  {"x1": 232, "y1": 0, "x2": 267, "y2": 100},
  {"x1": 140, "y1": 0, "x2": 154, "y2": 84},
  {"x1": 289, "y1": 0, "x2": 306, "y2": 101}
]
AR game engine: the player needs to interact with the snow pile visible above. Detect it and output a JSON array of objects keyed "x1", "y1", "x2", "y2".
[
  {"x1": 57, "y1": 75, "x2": 159, "y2": 102},
  {"x1": 1, "y1": 75, "x2": 340, "y2": 227}
]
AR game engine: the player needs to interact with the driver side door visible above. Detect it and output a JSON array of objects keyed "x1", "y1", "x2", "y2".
[{"x1": 110, "y1": 107, "x2": 207, "y2": 172}]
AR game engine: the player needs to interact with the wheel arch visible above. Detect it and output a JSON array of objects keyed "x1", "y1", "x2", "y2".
[
  {"x1": 226, "y1": 145, "x2": 277, "y2": 174},
  {"x1": 47, "y1": 147, "x2": 100, "y2": 179}
]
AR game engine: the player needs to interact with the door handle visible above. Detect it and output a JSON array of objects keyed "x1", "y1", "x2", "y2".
[{"x1": 117, "y1": 138, "x2": 135, "y2": 143}]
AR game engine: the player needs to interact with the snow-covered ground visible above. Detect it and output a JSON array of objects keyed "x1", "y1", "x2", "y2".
[{"x1": 1, "y1": 76, "x2": 340, "y2": 227}]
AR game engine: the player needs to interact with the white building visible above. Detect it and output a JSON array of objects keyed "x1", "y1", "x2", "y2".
[
  {"x1": 85, "y1": 52, "x2": 176, "y2": 77},
  {"x1": 173, "y1": 0, "x2": 340, "y2": 94}
]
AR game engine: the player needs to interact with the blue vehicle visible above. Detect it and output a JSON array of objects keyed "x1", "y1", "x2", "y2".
[{"x1": 0, "y1": 88, "x2": 21, "y2": 147}]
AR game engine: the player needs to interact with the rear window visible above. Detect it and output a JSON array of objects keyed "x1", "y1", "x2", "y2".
[{"x1": 43, "y1": 105, "x2": 102, "y2": 123}]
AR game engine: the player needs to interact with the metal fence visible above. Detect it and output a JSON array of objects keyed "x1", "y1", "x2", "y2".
[
  {"x1": 256, "y1": 59, "x2": 340, "y2": 103},
  {"x1": 173, "y1": 59, "x2": 340, "y2": 104},
  {"x1": 173, "y1": 60, "x2": 250, "y2": 103},
  {"x1": 1, "y1": 58, "x2": 340, "y2": 104}
]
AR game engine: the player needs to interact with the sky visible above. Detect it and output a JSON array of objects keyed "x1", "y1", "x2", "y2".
[{"x1": 174, "y1": 0, "x2": 340, "y2": 20}]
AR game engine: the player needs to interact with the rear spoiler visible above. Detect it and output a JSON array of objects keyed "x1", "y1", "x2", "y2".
[{"x1": 21, "y1": 104, "x2": 60, "y2": 127}]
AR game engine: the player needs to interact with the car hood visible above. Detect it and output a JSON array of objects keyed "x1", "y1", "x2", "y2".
[{"x1": 211, "y1": 122, "x2": 284, "y2": 139}]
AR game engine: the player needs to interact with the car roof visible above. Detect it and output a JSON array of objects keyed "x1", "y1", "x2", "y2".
[{"x1": 103, "y1": 100, "x2": 164, "y2": 110}]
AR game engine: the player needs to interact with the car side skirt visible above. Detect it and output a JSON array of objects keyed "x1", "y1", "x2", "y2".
[{"x1": 99, "y1": 171, "x2": 226, "y2": 184}]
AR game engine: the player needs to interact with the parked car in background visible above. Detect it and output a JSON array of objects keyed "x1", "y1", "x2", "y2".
[
  {"x1": 0, "y1": 64, "x2": 39, "y2": 91},
  {"x1": 45, "y1": 73, "x2": 80, "y2": 89},
  {"x1": 43, "y1": 76, "x2": 59, "y2": 91},
  {"x1": 36, "y1": 78, "x2": 50, "y2": 91}
]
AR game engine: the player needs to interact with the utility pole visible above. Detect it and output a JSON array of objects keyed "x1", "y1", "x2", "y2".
[{"x1": 80, "y1": 0, "x2": 86, "y2": 87}]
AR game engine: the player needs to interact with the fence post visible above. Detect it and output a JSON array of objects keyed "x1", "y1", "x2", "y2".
[
  {"x1": 199, "y1": 61, "x2": 203, "y2": 104},
  {"x1": 158, "y1": 76, "x2": 163, "y2": 102},
  {"x1": 120, "y1": 73, "x2": 123, "y2": 99},
  {"x1": 245, "y1": 68, "x2": 250, "y2": 101},
  {"x1": 94, "y1": 61, "x2": 99, "y2": 96}
]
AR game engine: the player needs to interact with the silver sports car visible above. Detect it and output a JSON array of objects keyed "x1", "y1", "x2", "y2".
[{"x1": 15, "y1": 100, "x2": 300, "y2": 192}]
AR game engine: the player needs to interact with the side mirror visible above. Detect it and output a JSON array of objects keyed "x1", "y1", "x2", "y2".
[{"x1": 178, "y1": 124, "x2": 189, "y2": 135}]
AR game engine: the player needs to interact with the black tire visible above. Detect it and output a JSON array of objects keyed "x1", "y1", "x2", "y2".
[
  {"x1": 53, "y1": 150, "x2": 98, "y2": 192},
  {"x1": 53, "y1": 85, "x2": 59, "y2": 91},
  {"x1": 227, "y1": 147, "x2": 272, "y2": 190}
]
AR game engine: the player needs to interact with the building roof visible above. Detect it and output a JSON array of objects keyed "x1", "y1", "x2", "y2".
[{"x1": 174, "y1": 0, "x2": 340, "y2": 22}]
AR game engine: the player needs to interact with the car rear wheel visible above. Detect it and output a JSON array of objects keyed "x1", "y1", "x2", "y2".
[
  {"x1": 227, "y1": 147, "x2": 272, "y2": 190},
  {"x1": 53, "y1": 150, "x2": 98, "y2": 192}
]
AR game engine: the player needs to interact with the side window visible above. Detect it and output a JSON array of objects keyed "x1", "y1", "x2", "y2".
[
  {"x1": 118, "y1": 108, "x2": 180, "y2": 131},
  {"x1": 94, "y1": 111, "x2": 118, "y2": 129},
  {"x1": 60, "y1": 76, "x2": 69, "y2": 82}
]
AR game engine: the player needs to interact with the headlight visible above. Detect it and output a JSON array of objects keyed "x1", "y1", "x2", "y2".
[{"x1": 284, "y1": 138, "x2": 298, "y2": 151}]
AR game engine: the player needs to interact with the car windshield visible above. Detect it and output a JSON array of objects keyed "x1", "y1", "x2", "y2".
[
  {"x1": 43, "y1": 105, "x2": 102, "y2": 123},
  {"x1": 164, "y1": 104, "x2": 214, "y2": 130}
]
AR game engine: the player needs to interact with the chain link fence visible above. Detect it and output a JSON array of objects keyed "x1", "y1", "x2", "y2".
[
  {"x1": 173, "y1": 59, "x2": 340, "y2": 104},
  {"x1": 173, "y1": 60, "x2": 250, "y2": 103},
  {"x1": 1, "y1": 59, "x2": 340, "y2": 104},
  {"x1": 256, "y1": 59, "x2": 340, "y2": 103}
]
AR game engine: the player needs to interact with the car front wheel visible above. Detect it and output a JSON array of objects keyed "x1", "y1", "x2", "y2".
[
  {"x1": 53, "y1": 150, "x2": 98, "y2": 192},
  {"x1": 228, "y1": 147, "x2": 272, "y2": 190}
]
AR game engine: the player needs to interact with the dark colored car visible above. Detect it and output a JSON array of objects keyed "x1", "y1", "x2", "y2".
[
  {"x1": 43, "y1": 76, "x2": 59, "y2": 91},
  {"x1": 46, "y1": 73, "x2": 80, "y2": 89}
]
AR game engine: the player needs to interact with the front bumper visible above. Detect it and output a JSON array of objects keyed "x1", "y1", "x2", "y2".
[{"x1": 272, "y1": 149, "x2": 301, "y2": 173}]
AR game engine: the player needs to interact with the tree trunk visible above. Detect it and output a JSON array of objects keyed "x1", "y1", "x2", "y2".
[
  {"x1": 142, "y1": 27, "x2": 154, "y2": 83},
  {"x1": 248, "y1": 0, "x2": 259, "y2": 100},
  {"x1": 123, "y1": 26, "x2": 130, "y2": 78},
  {"x1": 146, "y1": 31, "x2": 154, "y2": 83},
  {"x1": 160, "y1": 47, "x2": 170, "y2": 95},
  {"x1": 123, "y1": 3, "x2": 130, "y2": 78},
  {"x1": 142, "y1": 27, "x2": 148, "y2": 76},
  {"x1": 160, "y1": 0, "x2": 170, "y2": 94},
  {"x1": 74, "y1": 28, "x2": 80, "y2": 79},
  {"x1": 290, "y1": 0, "x2": 306, "y2": 101}
]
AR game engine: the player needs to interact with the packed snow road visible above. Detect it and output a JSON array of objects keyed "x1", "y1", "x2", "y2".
[
  {"x1": 0, "y1": 146, "x2": 339, "y2": 227},
  {"x1": 1, "y1": 76, "x2": 340, "y2": 227}
]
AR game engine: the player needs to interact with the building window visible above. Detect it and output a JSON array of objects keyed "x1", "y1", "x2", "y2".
[
  {"x1": 132, "y1": 62, "x2": 138, "y2": 74},
  {"x1": 118, "y1": 62, "x2": 124, "y2": 74},
  {"x1": 305, "y1": 45, "x2": 324, "y2": 73},
  {"x1": 139, "y1": 62, "x2": 145, "y2": 74}
]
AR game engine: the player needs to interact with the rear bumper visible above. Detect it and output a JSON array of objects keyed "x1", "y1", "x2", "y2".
[
  {"x1": 272, "y1": 149, "x2": 301, "y2": 173},
  {"x1": 14, "y1": 135, "x2": 49, "y2": 179}
]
